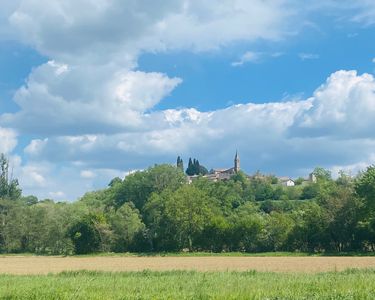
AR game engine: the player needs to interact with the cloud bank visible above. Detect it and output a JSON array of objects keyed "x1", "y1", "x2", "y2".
[{"x1": 0, "y1": 1, "x2": 374, "y2": 200}]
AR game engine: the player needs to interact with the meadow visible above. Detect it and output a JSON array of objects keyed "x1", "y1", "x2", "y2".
[{"x1": 1, "y1": 269, "x2": 375, "y2": 299}]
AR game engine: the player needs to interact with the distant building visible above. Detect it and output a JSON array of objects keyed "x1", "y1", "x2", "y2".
[
  {"x1": 188, "y1": 151, "x2": 240, "y2": 183},
  {"x1": 185, "y1": 152, "x2": 317, "y2": 186},
  {"x1": 309, "y1": 172, "x2": 317, "y2": 183},
  {"x1": 279, "y1": 178, "x2": 295, "y2": 187}
]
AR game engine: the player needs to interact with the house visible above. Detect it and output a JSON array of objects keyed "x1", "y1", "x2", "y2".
[{"x1": 278, "y1": 177, "x2": 295, "y2": 187}]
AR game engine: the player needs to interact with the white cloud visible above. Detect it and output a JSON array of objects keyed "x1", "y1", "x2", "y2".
[
  {"x1": 372, "y1": 57, "x2": 375, "y2": 63},
  {"x1": 0, "y1": 0, "x2": 298, "y2": 138},
  {"x1": 231, "y1": 52, "x2": 262, "y2": 67},
  {"x1": 330, "y1": 154, "x2": 375, "y2": 178},
  {"x1": 349, "y1": 0, "x2": 375, "y2": 25},
  {"x1": 299, "y1": 53, "x2": 320, "y2": 60},
  {"x1": 0, "y1": 128, "x2": 17, "y2": 154},
  {"x1": 1, "y1": 62, "x2": 182, "y2": 135},
  {"x1": 18, "y1": 70, "x2": 375, "y2": 200},
  {"x1": 1, "y1": 1, "x2": 375, "y2": 200},
  {"x1": 24, "y1": 138, "x2": 48, "y2": 155},
  {"x1": 291, "y1": 70, "x2": 375, "y2": 138},
  {"x1": 13, "y1": 156, "x2": 125, "y2": 200},
  {"x1": 7, "y1": 0, "x2": 297, "y2": 61},
  {"x1": 114, "y1": 71, "x2": 182, "y2": 112},
  {"x1": 231, "y1": 51, "x2": 285, "y2": 67},
  {"x1": 80, "y1": 170, "x2": 96, "y2": 179},
  {"x1": 48, "y1": 191, "x2": 65, "y2": 199},
  {"x1": 0, "y1": 1, "x2": 22, "y2": 39},
  {"x1": 14, "y1": 161, "x2": 49, "y2": 189}
]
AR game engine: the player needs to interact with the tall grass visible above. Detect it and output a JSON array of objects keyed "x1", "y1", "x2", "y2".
[{"x1": 0, "y1": 269, "x2": 375, "y2": 299}]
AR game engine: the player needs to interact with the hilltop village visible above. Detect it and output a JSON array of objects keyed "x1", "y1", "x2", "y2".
[{"x1": 182, "y1": 152, "x2": 317, "y2": 186}]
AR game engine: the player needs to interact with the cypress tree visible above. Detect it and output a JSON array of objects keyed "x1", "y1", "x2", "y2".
[
  {"x1": 177, "y1": 156, "x2": 184, "y2": 172},
  {"x1": 194, "y1": 159, "x2": 200, "y2": 175},
  {"x1": 186, "y1": 158, "x2": 194, "y2": 176}
]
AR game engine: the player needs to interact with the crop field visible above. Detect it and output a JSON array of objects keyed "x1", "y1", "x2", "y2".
[
  {"x1": 1, "y1": 255, "x2": 375, "y2": 274},
  {"x1": 1, "y1": 256, "x2": 375, "y2": 299}
]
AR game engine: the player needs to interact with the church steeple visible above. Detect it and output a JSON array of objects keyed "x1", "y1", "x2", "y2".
[{"x1": 234, "y1": 150, "x2": 240, "y2": 173}]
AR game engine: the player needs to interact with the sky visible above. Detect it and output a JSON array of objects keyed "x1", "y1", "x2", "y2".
[{"x1": 0, "y1": 0, "x2": 375, "y2": 201}]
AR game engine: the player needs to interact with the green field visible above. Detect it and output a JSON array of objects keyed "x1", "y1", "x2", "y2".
[{"x1": 1, "y1": 269, "x2": 374, "y2": 299}]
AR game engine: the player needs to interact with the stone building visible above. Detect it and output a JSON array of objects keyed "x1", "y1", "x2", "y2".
[{"x1": 188, "y1": 151, "x2": 240, "y2": 183}]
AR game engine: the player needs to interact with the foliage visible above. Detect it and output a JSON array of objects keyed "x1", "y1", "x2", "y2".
[
  {"x1": 185, "y1": 158, "x2": 208, "y2": 176},
  {"x1": 356, "y1": 165, "x2": 375, "y2": 211},
  {"x1": 176, "y1": 156, "x2": 184, "y2": 172},
  {"x1": 1, "y1": 153, "x2": 375, "y2": 255},
  {"x1": 68, "y1": 213, "x2": 105, "y2": 254},
  {"x1": 0, "y1": 154, "x2": 21, "y2": 200},
  {"x1": 107, "y1": 164, "x2": 186, "y2": 210},
  {"x1": 109, "y1": 202, "x2": 145, "y2": 252}
]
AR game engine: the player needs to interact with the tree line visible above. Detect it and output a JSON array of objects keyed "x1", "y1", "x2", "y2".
[{"x1": 0, "y1": 154, "x2": 375, "y2": 254}]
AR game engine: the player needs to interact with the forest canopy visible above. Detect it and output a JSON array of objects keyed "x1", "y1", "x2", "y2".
[{"x1": 0, "y1": 153, "x2": 375, "y2": 255}]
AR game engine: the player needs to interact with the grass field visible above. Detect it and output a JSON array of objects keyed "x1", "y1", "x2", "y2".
[{"x1": 1, "y1": 269, "x2": 375, "y2": 299}]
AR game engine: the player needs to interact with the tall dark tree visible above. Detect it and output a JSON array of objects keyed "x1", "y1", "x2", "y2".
[
  {"x1": 186, "y1": 158, "x2": 208, "y2": 176},
  {"x1": 195, "y1": 159, "x2": 200, "y2": 175},
  {"x1": 186, "y1": 158, "x2": 194, "y2": 176},
  {"x1": 176, "y1": 156, "x2": 184, "y2": 173}
]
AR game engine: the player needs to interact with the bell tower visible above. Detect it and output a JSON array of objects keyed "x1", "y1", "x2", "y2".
[{"x1": 234, "y1": 150, "x2": 240, "y2": 173}]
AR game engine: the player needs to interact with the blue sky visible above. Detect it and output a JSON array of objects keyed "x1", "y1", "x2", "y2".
[{"x1": 0, "y1": 1, "x2": 375, "y2": 200}]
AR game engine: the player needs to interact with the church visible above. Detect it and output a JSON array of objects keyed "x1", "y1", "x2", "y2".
[{"x1": 187, "y1": 151, "x2": 240, "y2": 183}]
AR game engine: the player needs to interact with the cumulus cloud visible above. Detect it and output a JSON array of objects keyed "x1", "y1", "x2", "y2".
[
  {"x1": 291, "y1": 70, "x2": 375, "y2": 138},
  {"x1": 13, "y1": 156, "x2": 125, "y2": 200},
  {"x1": 0, "y1": 128, "x2": 17, "y2": 153},
  {"x1": 20, "y1": 70, "x2": 375, "y2": 201},
  {"x1": 7, "y1": 0, "x2": 296, "y2": 61},
  {"x1": 1, "y1": 62, "x2": 182, "y2": 135},
  {"x1": 1, "y1": 1, "x2": 375, "y2": 200},
  {"x1": 0, "y1": 1, "x2": 22, "y2": 38},
  {"x1": 1, "y1": 0, "x2": 298, "y2": 137}
]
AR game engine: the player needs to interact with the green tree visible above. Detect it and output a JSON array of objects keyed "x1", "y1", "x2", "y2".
[
  {"x1": 146, "y1": 185, "x2": 218, "y2": 251},
  {"x1": 0, "y1": 154, "x2": 21, "y2": 200},
  {"x1": 313, "y1": 167, "x2": 332, "y2": 182},
  {"x1": 185, "y1": 158, "x2": 208, "y2": 176},
  {"x1": 264, "y1": 212, "x2": 294, "y2": 251},
  {"x1": 109, "y1": 202, "x2": 146, "y2": 252},
  {"x1": 68, "y1": 213, "x2": 108, "y2": 254},
  {"x1": 301, "y1": 183, "x2": 320, "y2": 200},
  {"x1": 108, "y1": 177, "x2": 122, "y2": 187},
  {"x1": 230, "y1": 203, "x2": 265, "y2": 252},
  {"x1": 355, "y1": 166, "x2": 375, "y2": 210},
  {"x1": 251, "y1": 178, "x2": 274, "y2": 201},
  {"x1": 108, "y1": 164, "x2": 186, "y2": 210},
  {"x1": 186, "y1": 158, "x2": 194, "y2": 176},
  {"x1": 294, "y1": 177, "x2": 304, "y2": 185}
]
